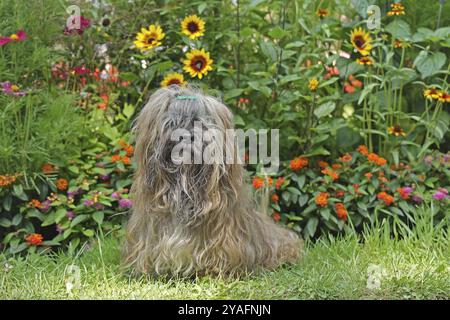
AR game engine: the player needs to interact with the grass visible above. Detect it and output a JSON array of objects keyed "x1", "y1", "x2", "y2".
[{"x1": 1, "y1": 208, "x2": 449, "y2": 300}]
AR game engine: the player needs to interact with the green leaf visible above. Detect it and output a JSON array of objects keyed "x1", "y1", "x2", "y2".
[
  {"x1": 11, "y1": 214, "x2": 23, "y2": 226},
  {"x1": 416, "y1": 52, "x2": 446, "y2": 79},
  {"x1": 285, "y1": 41, "x2": 305, "y2": 49},
  {"x1": 55, "y1": 208, "x2": 67, "y2": 223},
  {"x1": 386, "y1": 19, "x2": 411, "y2": 39},
  {"x1": 287, "y1": 187, "x2": 302, "y2": 195},
  {"x1": 305, "y1": 217, "x2": 319, "y2": 237},
  {"x1": 224, "y1": 88, "x2": 244, "y2": 100},
  {"x1": 93, "y1": 211, "x2": 104, "y2": 225},
  {"x1": 0, "y1": 218, "x2": 12, "y2": 227},
  {"x1": 122, "y1": 103, "x2": 135, "y2": 119},
  {"x1": 13, "y1": 184, "x2": 28, "y2": 201},
  {"x1": 314, "y1": 101, "x2": 335, "y2": 118},
  {"x1": 234, "y1": 114, "x2": 245, "y2": 126},
  {"x1": 304, "y1": 147, "x2": 330, "y2": 157},
  {"x1": 268, "y1": 26, "x2": 288, "y2": 39},
  {"x1": 42, "y1": 211, "x2": 56, "y2": 227},
  {"x1": 68, "y1": 166, "x2": 79, "y2": 174},
  {"x1": 279, "y1": 74, "x2": 302, "y2": 85},
  {"x1": 70, "y1": 214, "x2": 89, "y2": 228},
  {"x1": 82, "y1": 229, "x2": 95, "y2": 237}
]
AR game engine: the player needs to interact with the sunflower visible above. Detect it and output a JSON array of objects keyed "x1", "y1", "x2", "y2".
[
  {"x1": 133, "y1": 24, "x2": 165, "y2": 52},
  {"x1": 350, "y1": 27, "x2": 372, "y2": 56},
  {"x1": 388, "y1": 125, "x2": 406, "y2": 137},
  {"x1": 387, "y1": 3, "x2": 405, "y2": 16},
  {"x1": 438, "y1": 91, "x2": 450, "y2": 103},
  {"x1": 160, "y1": 72, "x2": 186, "y2": 87},
  {"x1": 316, "y1": 8, "x2": 329, "y2": 18},
  {"x1": 423, "y1": 87, "x2": 440, "y2": 100},
  {"x1": 357, "y1": 56, "x2": 374, "y2": 65},
  {"x1": 181, "y1": 15, "x2": 205, "y2": 39},
  {"x1": 183, "y1": 48, "x2": 213, "y2": 79}
]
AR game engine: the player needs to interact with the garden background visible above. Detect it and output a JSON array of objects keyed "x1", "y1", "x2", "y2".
[{"x1": 0, "y1": 0, "x2": 449, "y2": 299}]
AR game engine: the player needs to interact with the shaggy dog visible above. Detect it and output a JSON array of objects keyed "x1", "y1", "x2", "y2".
[{"x1": 123, "y1": 85, "x2": 301, "y2": 277}]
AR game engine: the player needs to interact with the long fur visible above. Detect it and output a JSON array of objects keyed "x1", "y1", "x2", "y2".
[{"x1": 123, "y1": 85, "x2": 301, "y2": 277}]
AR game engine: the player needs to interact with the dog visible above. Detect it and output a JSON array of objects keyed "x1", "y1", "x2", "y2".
[{"x1": 123, "y1": 85, "x2": 301, "y2": 277}]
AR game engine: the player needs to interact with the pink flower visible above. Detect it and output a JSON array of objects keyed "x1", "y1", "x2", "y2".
[
  {"x1": 64, "y1": 16, "x2": 91, "y2": 35},
  {"x1": 72, "y1": 65, "x2": 91, "y2": 76},
  {"x1": 433, "y1": 188, "x2": 448, "y2": 200},
  {"x1": 1, "y1": 81, "x2": 26, "y2": 96},
  {"x1": 118, "y1": 198, "x2": 132, "y2": 209},
  {"x1": 83, "y1": 199, "x2": 94, "y2": 207},
  {"x1": 0, "y1": 30, "x2": 26, "y2": 46}
]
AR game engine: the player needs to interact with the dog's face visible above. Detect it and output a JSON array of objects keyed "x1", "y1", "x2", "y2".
[{"x1": 133, "y1": 86, "x2": 240, "y2": 226}]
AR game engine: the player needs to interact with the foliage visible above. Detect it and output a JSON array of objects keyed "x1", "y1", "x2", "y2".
[{"x1": 0, "y1": 0, "x2": 449, "y2": 253}]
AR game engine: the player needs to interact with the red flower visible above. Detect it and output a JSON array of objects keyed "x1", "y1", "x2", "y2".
[
  {"x1": 0, "y1": 30, "x2": 26, "y2": 46},
  {"x1": 26, "y1": 233, "x2": 43, "y2": 246},
  {"x1": 272, "y1": 212, "x2": 281, "y2": 222}
]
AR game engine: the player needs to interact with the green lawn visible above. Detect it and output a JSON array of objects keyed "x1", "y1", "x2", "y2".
[{"x1": 1, "y1": 216, "x2": 449, "y2": 300}]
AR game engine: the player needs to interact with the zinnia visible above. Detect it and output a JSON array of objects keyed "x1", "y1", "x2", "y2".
[
  {"x1": 0, "y1": 30, "x2": 26, "y2": 46},
  {"x1": 25, "y1": 233, "x2": 43, "y2": 246}
]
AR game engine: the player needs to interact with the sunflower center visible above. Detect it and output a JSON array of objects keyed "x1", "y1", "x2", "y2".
[
  {"x1": 191, "y1": 56, "x2": 206, "y2": 72},
  {"x1": 187, "y1": 21, "x2": 199, "y2": 33},
  {"x1": 146, "y1": 33, "x2": 157, "y2": 45},
  {"x1": 168, "y1": 79, "x2": 181, "y2": 85},
  {"x1": 354, "y1": 36, "x2": 365, "y2": 48}
]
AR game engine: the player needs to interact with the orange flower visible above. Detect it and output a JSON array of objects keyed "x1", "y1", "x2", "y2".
[
  {"x1": 0, "y1": 173, "x2": 20, "y2": 187},
  {"x1": 122, "y1": 156, "x2": 131, "y2": 165},
  {"x1": 365, "y1": 172, "x2": 373, "y2": 179},
  {"x1": 98, "y1": 93, "x2": 109, "y2": 110},
  {"x1": 317, "y1": 160, "x2": 330, "y2": 169},
  {"x1": 252, "y1": 177, "x2": 265, "y2": 189},
  {"x1": 367, "y1": 153, "x2": 387, "y2": 166},
  {"x1": 272, "y1": 212, "x2": 281, "y2": 222},
  {"x1": 331, "y1": 163, "x2": 342, "y2": 170},
  {"x1": 28, "y1": 199, "x2": 41, "y2": 208},
  {"x1": 315, "y1": 192, "x2": 329, "y2": 207},
  {"x1": 321, "y1": 167, "x2": 339, "y2": 181},
  {"x1": 396, "y1": 188, "x2": 408, "y2": 200},
  {"x1": 275, "y1": 177, "x2": 286, "y2": 190},
  {"x1": 290, "y1": 156, "x2": 309, "y2": 171},
  {"x1": 42, "y1": 163, "x2": 55, "y2": 173},
  {"x1": 118, "y1": 139, "x2": 128, "y2": 148},
  {"x1": 124, "y1": 145, "x2": 134, "y2": 156},
  {"x1": 56, "y1": 178, "x2": 68, "y2": 190},
  {"x1": 316, "y1": 8, "x2": 329, "y2": 18},
  {"x1": 266, "y1": 176, "x2": 273, "y2": 186},
  {"x1": 357, "y1": 145, "x2": 369, "y2": 156},
  {"x1": 349, "y1": 75, "x2": 363, "y2": 88},
  {"x1": 377, "y1": 191, "x2": 394, "y2": 206},
  {"x1": 271, "y1": 193, "x2": 279, "y2": 203},
  {"x1": 339, "y1": 153, "x2": 352, "y2": 163},
  {"x1": 25, "y1": 233, "x2": 43, "y2": 246},
  {"x1": 335, "y1": 203, "x2": 348, "y2": 221},
  {"x1": 111, "y1": 154, "x2": 121, "y2": 162}
]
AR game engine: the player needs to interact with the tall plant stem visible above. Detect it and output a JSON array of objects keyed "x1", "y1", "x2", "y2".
[{"x1": 236, "y1": 0, "x2": 241, "y2": 90}]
